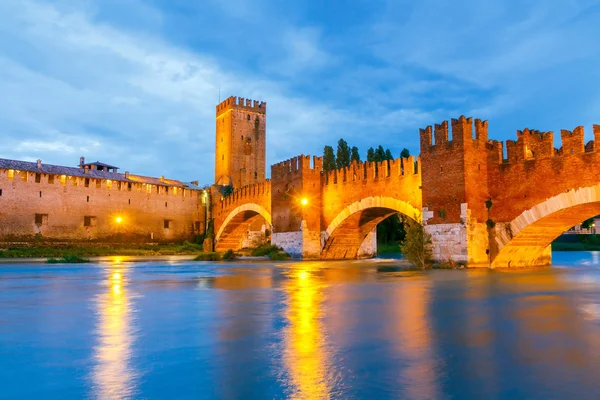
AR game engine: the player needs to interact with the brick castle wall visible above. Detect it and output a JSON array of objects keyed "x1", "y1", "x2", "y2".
[{"x1": 0, "y1": 169, "x2": 205, "y2": 242}]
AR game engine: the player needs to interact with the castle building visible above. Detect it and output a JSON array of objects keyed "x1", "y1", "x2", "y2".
[
  {"x1": 215, "y1": 96, "x2": 267, "y2": 188},
  {"x1": 0, "y1": 157, "x2": 206, "y2": 242}
]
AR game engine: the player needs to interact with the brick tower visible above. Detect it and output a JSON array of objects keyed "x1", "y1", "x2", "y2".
[{"x1": 215, "y1": 96, "x2": 267, "y2": 188}]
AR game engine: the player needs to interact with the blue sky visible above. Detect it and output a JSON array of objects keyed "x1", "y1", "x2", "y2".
[{"x1": 1, "y1": 0, "x2": 599, "y2": 184}]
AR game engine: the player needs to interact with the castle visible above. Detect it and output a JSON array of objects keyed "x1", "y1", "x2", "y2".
[{"x1": 3, "y1": 94, "x2": 599, "y2": 267}]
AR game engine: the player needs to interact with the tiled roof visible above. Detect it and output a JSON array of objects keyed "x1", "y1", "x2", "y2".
[
  {"x1": 0, "y1": 158, "x2": 202, "y2": 190},
  {"x1": 82, "y1": 161, "x2": 119, "y2": 169}
]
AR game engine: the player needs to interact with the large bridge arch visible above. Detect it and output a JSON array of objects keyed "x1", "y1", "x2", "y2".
[
  {"x1": 215, "y1": 203, "x2": 272, "y2": 252},
  {"x1": 321, "y1": 196, "x2": 421, "y2": 259},
  {"x1": 492, "y1": 184, "x2": 600, "y2": 268}
]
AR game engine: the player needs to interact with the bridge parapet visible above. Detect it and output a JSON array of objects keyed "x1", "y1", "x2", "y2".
[{"x1": 487, "y1": 124, "x2": 600, "y2": 164}]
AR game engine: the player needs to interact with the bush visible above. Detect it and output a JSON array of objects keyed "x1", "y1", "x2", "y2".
[
  {"x1": 251, "y1": 244, "x2": 282, "y2": 257},
  {"x1": 194, "y1": 252, "x2": 221, "y2": 261},
  {"x1": 47, "y1": 254, "x2": 90, "y2": 264},
  {"x1": 399, "y1": 219, "x2": 433, "y2": 269},
  {"x1": 221, "y1": 249, "x2": 238, "y2": 261},
  {"x1": 181, "y1": 241, "x2": 203, "y2": 251},
  {"x1": 268, "y1": 250, "x2": 290, "y2": 260}
]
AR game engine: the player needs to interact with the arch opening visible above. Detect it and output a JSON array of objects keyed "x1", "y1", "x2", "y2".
[
  {"x1": 321, "y1": 197, "x2": 421, "y2": 260},
  {"x1": 215, "y1": 204, "x2": 272, "y2": 252},
  {"x1": 492, "y1": 185, "x2": 600, "y2": 268}
]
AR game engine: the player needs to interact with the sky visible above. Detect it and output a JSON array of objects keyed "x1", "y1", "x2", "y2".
[{"x1": 1, "y1": 0, "x2": 599, "y2": 184}]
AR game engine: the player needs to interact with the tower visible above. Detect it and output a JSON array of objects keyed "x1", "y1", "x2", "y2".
[{"x1": 215, "y1": 96, "x2": 267, "y2": 188}]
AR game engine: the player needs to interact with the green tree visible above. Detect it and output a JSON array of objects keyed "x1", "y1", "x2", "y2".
[
  {"x1": 400, "y1": 148, "x2": 410, "y2": 158},
  {"x1": 323, "y1": 145, "x2": 336, "y2": 172},
  {"x1": 385, "y1": 149, "x2": 393, "y2": 161},
  {"x1": 375, "y1": 145, "x2": 386, "y2": 162},
  {"x1": 336, "y1": 139, "x2": 351, "y2": 169},
  {"x1": 351, "y1": 146, "x2": 361, "y2": 163},
  {"x1": 399, "y1": 218, "x2": 433, "y2": 269},
  {"x1": 367, "y1": 147, "x2": 375, "y2": 162},
  {"x1": 582, "y1": 217, "x2": 595, "y2": 230}
]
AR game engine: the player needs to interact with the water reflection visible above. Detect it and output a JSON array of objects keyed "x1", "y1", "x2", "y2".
[
  {"x1": 388, "y1": 276, "x2": 441, "y2": 399},
  {"x1": 282, "y1": 265, "x2": 333, "y2": 399},
  {"x1": 91, "y1": 261, "x2": 137, "y2": 399}
]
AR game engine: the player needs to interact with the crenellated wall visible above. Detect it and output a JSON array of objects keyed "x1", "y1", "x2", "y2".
[{"x1": 0, "y1": 168, "x2": 204, "y2": 242}]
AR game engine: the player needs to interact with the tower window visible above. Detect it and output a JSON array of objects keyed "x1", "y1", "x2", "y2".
[
  {"x1": 35, "y1": 213, "x2": 48, "y2": 226},
  {"x1": 247, "y1": 115, "x2": 251, "y2": 120},
  {"x1": 84, "y1": 216, "x2": 97, "y2": 227},
  {"x1": 85, "y1": 178, "x2": 90, "y2": 187},
  {"x1": 164, "y1": 220, "x2": 171, "y2": 229},
  {"x1": 35, "y1": 173, "x2": 41, "y2": 183},
  {"x1": 48, "y1": 175, "x2": 54, "y2": 184},
  {"x1": 241, "y1": 135, "x2": 244, "y2": 141}
]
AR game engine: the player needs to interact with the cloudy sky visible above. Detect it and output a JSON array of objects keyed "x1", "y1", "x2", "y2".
[{"x1": 1, "y1": 0, "x2": 599, "y2": 184}]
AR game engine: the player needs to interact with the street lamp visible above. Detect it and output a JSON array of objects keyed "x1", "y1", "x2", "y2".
[
  {"x1": 301, "y1": 198, "x2": 308, "y2": 206},
  {"x1": 115, "y1": 216, "x2": 123, "y2": 224}
]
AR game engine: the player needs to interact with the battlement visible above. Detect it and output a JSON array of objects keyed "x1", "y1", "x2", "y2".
[
  {"x1": 219, "y1": 180, "x2": 271, "y2": 209},
  {"x1": 324, "y1": 156, "x2": 420, "y2": 185},
  {"x1": 216, "y1": 95, "x2": 266, "y2": 116},
  {"x1": 271, "y1": 155, "x2": 322, "y2": 178},
  {"x1": 488, "y1": 124, "x2": 600, "y2": 164},
  {"x1": 420, "y1": 116, "x2": 488, "y2": 150}
]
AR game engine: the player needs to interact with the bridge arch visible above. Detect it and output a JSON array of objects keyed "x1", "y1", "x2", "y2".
[
  {"x1": 492, "y1": 184, "x2": 600, "y2": 268},
  {"x1": 321, "y1": 196, "x2": 421, "y2": 259},
  {"x1": 215, "y1": 203, "x2": 272, "y2": 252}
]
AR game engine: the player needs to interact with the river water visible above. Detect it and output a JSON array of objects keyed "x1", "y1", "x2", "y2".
[{"x1": 3, "y1": 252, "x2": 600, "y2": 399}]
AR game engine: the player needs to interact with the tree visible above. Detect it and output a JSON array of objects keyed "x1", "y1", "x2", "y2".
[
  {"x1": 375, "y1": 145, "x2": 386, "y2": 162},
  {"x1": 385, "y1": 149, "x2": 393, "y2": 161},
  {"x1": 323, "y1": 146, "x2": 336, "y2": 172},
  {"x1": 401, "y1": 148, "x2": 410, "y2": 158},
  {"x1": 351, "y1": 146, "x2": 361, "y2": 163},
  {"x1": 336, "y1": 139, "x2": 351, "y2": 169},
  {"x1": 367, "y1": 147, "x2": 375, "y2": 162},
  {"x1": 399, "y1": 218, "x2": 433, "y2": 269},
  {"x1": 582, "y1": 217, "x2": 595, "y2": 230}
]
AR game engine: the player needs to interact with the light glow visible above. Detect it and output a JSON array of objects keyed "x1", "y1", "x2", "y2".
[
  {"x1": 116, "y1": 216, "x2": 123, "y2": 224},
  {"x1": 301, "y1": 198, "x2": 308, "y2": 206}
]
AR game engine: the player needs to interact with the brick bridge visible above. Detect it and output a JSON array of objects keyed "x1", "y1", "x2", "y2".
[{"x1": 212, "y1": 116, "x2": 600, "y2": 267}]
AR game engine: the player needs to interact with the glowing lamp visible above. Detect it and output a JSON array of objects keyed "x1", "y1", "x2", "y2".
[
  {"x1": 116, "y1": 216, "x2": 123, "y2": 224},
  {"x1": 301, "y1": 198, "x2": 308, "y2": 206}
]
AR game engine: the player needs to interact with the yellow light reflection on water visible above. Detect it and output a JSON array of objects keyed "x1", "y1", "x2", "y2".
[
  {"x1": 283, "y1": 267, "x2": 331, "y2": 399},
  {"x1": 91, "y1": 261, "x2": 136, "y2": 399}
]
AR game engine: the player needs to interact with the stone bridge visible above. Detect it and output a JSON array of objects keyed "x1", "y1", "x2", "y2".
[
  {"x1": 212, "y1": 181, "x2": 271, "y2": 252},
  {"x1": 213, "y1": 116, "x2": 600, "y2": 268}
]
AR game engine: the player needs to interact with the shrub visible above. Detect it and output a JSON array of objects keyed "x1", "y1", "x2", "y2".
[
  {"x1": 222, "y1": 249, "x2": 238, "y2": 261},
  {"x1": 194, "y1": 252, "x2": 221, "y2": 261},
  {"x1": 251, "y1": 244, "x2": 282, "y2": 257},
  {"x1": 399, "y1": 219, "x2": 433, "y2": 269},
  {"x1": 47, "y1": 254, "x2": 90, "y2": 264},
  {"x1": 268, "y1": 250, "x2": 290, "y2": 260}
]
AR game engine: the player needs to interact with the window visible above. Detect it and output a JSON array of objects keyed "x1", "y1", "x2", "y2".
[
  {"x1": 7, "y1": 170, "x2": 14, "y2": 180},
  {"x1": 254, "y1": 171, "x2": 258, "y2": 179},
  {"x1": 84, "y1": 216, "x2": 97, "y2": 227},
  {"x1": 21, "y1": 171, "x2": 28, "y2": 182},
  {"x1": 165, "y1": 202, "x2": 168, "y2": 208},
  {"x1": 39, "y1": 191, "x2": 42, "y2": 198},
  {"x1": 241, "y1": 135, "x2": 244, "y2": 141},
  {"x1": 72, "y1": 177, "x2": 78, "y2": 186},
  {"x1": 165, "y1": 187, "x2": 169, "y2": 195},
  {"x1": 106, "y1": 179, "x2": 112, "y2": 189},
  {"x1": 96, "y1": 179, "x2": 101, "y2": 189},
  {"x1": 128, "y1": 199, "x2": 131, "y2": 205},
  {"x1": 194, "y1": 221, "x2": 200, "y2": 232},
  {"x1": 0, "y1": 189, "x2": 3, "y2": 196},
  {"x1": 222, "y1": 154, "x2": 224, "y2": 161},
  {"x1": 60, "y1": 175, "x2": 66, "y2": 185},
  {"x1": 85, "y1": 178, "x2": 90, "y2": 188},
  {"x1": 117, "y1": 181, "x2": 122, "y2": 190},
  {"x1": 35, "y1": 213, "x2": 48, "y2": 226},
  {"x1": 146, "y1": 184, "x2": 152, "y2": 194},
  {"x1": 164, "y1": 219, "x2": 171, "y2": 229},
  {"x1": 48, "y1": 175, "x2": 54, "y2": 184},
  {"x1": 247, "y1": 114, "x2": 250, "y2": 120},
  {"x1": 35, "y1": 173, "x2": 41, "y2": 183},
  {"x1": 87, "y1": 196, "x2": 89, "y2": 203},
  {"x1": 127, "y1": 182, "x2": 132, "y2": 191}
]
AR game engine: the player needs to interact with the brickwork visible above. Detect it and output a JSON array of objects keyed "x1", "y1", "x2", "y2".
[
  {"x1": 212, "y1": 181, "x2": 272, "y2": 251},
  {"x1": 0, "y1": 168, "x2": 204, "y2": 242},
  {"x1": 215, "y1": 96, "x2": 266, "y2": 188}
]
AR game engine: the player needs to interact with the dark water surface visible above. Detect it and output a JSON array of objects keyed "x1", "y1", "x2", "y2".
[{"x1": 3, "y1": 252, "x2": 600, "y2": 399}]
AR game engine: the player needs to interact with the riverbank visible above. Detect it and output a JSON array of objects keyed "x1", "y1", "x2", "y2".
[{"x1": 0, "y1": 242, "x2": 204, "y2": 258}]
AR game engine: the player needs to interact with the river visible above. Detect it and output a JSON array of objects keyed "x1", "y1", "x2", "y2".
[{"x1": 2, "y1": 252, "x2": 600, "y2": 399}]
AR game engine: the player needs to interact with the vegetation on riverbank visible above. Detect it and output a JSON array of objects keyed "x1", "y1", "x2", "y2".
[
  {"x1": 250, "y1": 244, "x2": 291, "y2": 260},
  {"x1": 552, "y1": 234, "x2": 600, "y2": 251},
  {"x1": 0, "y1": 241, "x2": 204, "y2": 258},
  {"x1": 47, "y1": 255, "x2": 90, "y2": 264}
]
